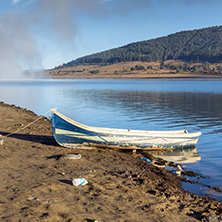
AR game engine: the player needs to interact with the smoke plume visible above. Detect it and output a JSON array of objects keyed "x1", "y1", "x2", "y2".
[{"x1": 0, "y1": 0, "x2": 216, "y2": 79}]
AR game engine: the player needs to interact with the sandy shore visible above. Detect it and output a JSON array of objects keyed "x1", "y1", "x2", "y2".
[{"x1": 0, "y1": 102, "x2": 222, "y2": 222}]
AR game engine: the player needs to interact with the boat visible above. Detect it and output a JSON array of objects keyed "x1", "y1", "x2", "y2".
[{"x1": 51, "y1": 109, "x2": 201, "y2": 150}]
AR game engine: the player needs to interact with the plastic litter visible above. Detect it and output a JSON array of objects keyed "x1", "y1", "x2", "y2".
[
  {"x1": 176, "y1": 171, "x2": 181, "y2": 175},
  {"x1": 0, "y1": 135, "x2": 3, "y2": 145},
  {"x1": 139, "y1": 157, "x2": 151, "y2": 162},
  {"x1": 176, "y1": 165, "x2": 182, "y2": 175},
  {"x1": 72, "y1": 178, "x2": 88, "y2": 186},
  {"x1": 121, "y1": 171, "x2": 132, "y2": 178},
  {"x1": 63, "y1": 153, "x2": 81, "y2": 160},
  {"x1": 177, "y1": 165, "x2": 182, "y2": 171}
]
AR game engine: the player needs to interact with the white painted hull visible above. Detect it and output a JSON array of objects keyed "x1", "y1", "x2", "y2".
[{"x1": 51, "y1": 109, "x2": 201, "y2": 150}]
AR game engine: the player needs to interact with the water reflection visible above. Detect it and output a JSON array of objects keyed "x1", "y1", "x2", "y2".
[
  {"x1": 70, "y1": 89, "x2": 222, "y2": 134},
  {"x1": 145, "y1": 147, "x2": 201, "y2": 164}
]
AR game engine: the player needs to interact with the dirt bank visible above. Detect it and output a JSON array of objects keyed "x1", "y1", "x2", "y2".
[{"x1": 0, "y1": 102, "x2": 222, "y2": 221}]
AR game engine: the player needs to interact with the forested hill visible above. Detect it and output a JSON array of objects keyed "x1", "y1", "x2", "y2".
[{"x1": 61, "y1": 26, "x2": 222, "y2": 68}]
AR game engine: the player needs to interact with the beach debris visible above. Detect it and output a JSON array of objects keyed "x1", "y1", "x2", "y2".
[
  {"x1": 0, "y1": 135, "x2": 3, "y2": 145},
  {"x1": 176, "y1": 165, "x2": 183, "y2": 175},
  {"x1": 47, "y1": 153, "x2": 81, "y2": 160},
  {"x1": 27, "y1": 197, "x2": 52, "y2": 204},
  {"x1": 72, "y1": 178, "x2": 88, "y2": 186},
  {"x1": 121, "y1": 170, "x2": 132, "y2": 178},
  {"x1": 94, "y1": 219, "x2": 99, "y2": 222},
  {"x1": 45, "y1": 199, "x2": 52, "y2": 204},
  {"x1": 177, "y1": 165, "x2": 182, "y2": 171},
  {"x1": 139, "y1": 157, "x2": 151, "y2": 163},
  {"x1": 62, "y1": 153, "x2": 82, "y2": 160},
  {"x1": 176, "y1": 171, "x2": 181, "y2": 175},
  {"x1": 27, "y1": 197, "x2": 35, "y2": 201},
  {"x1": 203, "y1": 214, "x2": 222, "y2": 222},
  {"x1": 27, "y1": 197, "x2": 40, "y2": 201}
]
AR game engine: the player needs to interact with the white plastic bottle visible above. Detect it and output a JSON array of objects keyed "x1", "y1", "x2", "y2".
[
  {"x1": 72, "y1": 178, "x2": 88, "y2": 186},
  {"x1": 0, "y1": 135, "x2": 3, "y2": 145}
]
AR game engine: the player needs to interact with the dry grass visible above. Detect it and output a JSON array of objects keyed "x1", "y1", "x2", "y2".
[{"x1": 46, "y1": 61, "x2": 222, "y2": 79}]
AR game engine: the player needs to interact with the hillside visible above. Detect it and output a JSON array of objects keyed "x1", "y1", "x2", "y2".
[
  {"x1": 47, "y1": 26, "x2": 222, "y2": 78},
  {"x1": 58, "y1": 26, "x2": 222, "y2": 69}
]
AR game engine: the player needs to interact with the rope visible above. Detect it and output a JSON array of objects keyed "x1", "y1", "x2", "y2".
[{"x1": 3, "y1": 109, "x2": 51, "y2": 138}]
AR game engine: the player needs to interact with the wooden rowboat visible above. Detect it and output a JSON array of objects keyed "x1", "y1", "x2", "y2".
[{"x1": 51, "y1": 109, "x2": 201, "y2": 150}]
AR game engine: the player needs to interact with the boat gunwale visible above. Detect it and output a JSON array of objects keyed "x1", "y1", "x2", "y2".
[{"x1": 51, "y1": 109, "x2": 201, "y2": 138}]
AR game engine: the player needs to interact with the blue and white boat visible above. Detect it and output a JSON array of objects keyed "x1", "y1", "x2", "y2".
[{"x1": 51, "y1": 109, "x2": 201, "y2": 150}]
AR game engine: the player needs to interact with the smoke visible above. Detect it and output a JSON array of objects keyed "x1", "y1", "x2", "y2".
[
  {"x1": 0, "y1": 0, "x2": 109, "y2": 79},
  {"x1": 0, "y1": 8, "x2": 40, "y2": 79},
  {"x1": 13, "y1": 0, "x2": 21, "y2": 4},
  {"x1": 0, "y1": 1, "x2": 69, "y2": 79}
]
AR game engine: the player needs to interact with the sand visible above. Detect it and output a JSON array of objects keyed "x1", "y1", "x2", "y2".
[{"x1": 0, "y1": 102, "x2": 222, "y2": 222}]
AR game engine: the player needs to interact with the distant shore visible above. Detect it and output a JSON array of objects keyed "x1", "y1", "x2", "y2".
[
  {"x1": 48, "y1": 72, "x2": 222, "y2": 80},
  {"x1": 46, "y1": 60, "x2": 222, "y2": 80}
]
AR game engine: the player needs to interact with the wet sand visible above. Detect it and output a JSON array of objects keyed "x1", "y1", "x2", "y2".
[{"x1": 0, "y1": 102, "x2": 222, "y2": 222}]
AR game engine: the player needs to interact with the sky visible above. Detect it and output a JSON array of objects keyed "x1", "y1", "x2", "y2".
[{"x1": 0, "y1": 0, "x2": 222, "y2": 78}]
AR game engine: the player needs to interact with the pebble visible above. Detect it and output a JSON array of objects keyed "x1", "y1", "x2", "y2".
[{"x1": 27, "y1": 197, "x2": 35, "y2": 201}]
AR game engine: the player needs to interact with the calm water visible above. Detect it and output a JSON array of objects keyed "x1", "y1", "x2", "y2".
[{"x1": 0, "y1": 79, "x2": 222, "y2": 201}]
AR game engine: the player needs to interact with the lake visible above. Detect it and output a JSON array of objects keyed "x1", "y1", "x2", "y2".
[{"x1": 0, "y1": 79, "x2": 222, "y2": 201}]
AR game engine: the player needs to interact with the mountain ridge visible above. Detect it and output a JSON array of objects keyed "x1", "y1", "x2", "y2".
[{"x1": 58, "y1": 26, "x2": 222, "y2": 69}]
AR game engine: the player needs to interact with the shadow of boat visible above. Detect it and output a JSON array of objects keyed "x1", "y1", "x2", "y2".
[{"x1": 0, "y1": 131, "x2": 59, "y2": 146}]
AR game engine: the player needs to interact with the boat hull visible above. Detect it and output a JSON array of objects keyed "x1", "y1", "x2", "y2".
[{"x1": 51, "y1": 110, "x2": 201, "y2": 150}]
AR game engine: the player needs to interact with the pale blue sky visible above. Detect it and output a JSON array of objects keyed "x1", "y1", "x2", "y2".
[{"x1": 0, "y1": 0, "x2": 222, "y2": 75}]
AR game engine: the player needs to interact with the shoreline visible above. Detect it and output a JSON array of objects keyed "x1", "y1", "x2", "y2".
[
  {"x1": 47, "y1": 72, "x2": 222, "y2": 81},
  {"x1": 46, "y1": 60, "x2": 222, "y2": 81},
  {"x1": 0, "y1": 102, "x2": 222, "y2": 221}
]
